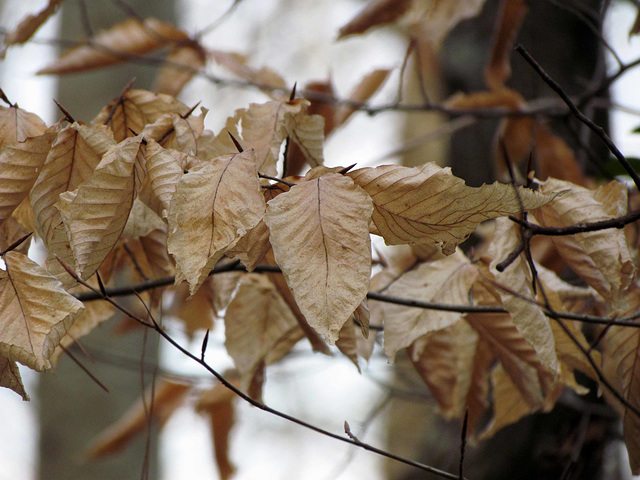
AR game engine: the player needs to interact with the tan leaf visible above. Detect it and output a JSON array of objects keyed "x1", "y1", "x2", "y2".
[
  {"x1": 86, "y1": 379, "x2": 190, "y2": 458},
  {"x1": 38, "y1": 17, "x2": 189, "y2": 75},
  {"x1": 31, "y1": 123, "x2": 116, "y2": 246},
  {"x1": 93, "y1": 89, "x2": 190, "y2": 142},
  {"x1": 196, "y1": 381, "x2": 237, "y2": 480},
  {"x1": 0, "y1": 251, "x2": 83, "y2": 371},
  {"x1": 335, "y1": 321, "x2": 360, "y2": 370},
  {"x1": 55, "y1": 136, "x2": 143, "y2": 280},
  {"x1": 207, "y1": 49, "x2": 287, "y2": 92},
  {"x1": 140, "y1": 111, "x2": 206, "y2": 155},
  {"x1": 170, "y1": 280, "x2": 216, "y2": 337},
  {"x1": 121, "y1": 198, "x2": 165, "y2": 238},
  {"x1": 225, "y1": 275, "x2": 301, "y2": 390},
  {"x1": 0, "y1": 129, "x2": 57, "y2": 226},
  {"x1": 409, "y1": 320, "x2": 479, "y2": 418},
  {"x1": 0, "y1": 354, "x2": 28, "y2": 400},
  {"x1": 2, "y1": 0, "x2": 65, "y2": 49},
  {"x1": 265, "y1": 173, "x2": 373, "y2": 343},
  {"x1": 466, "y1": 312, "x2": 544, "y2": 408},
  {"x1": 167, "y1": 150, "x2": 265, "y2": 294},
  {"x1": 381, "y1": 250, "x2": 478, "y2": 359},
  {"x1": 210, "y1": 271, "x2": 243, "y2": 314},
  {"x1": 487, "y1": 218, "x2": 558, "y2": 374},
  {"x1": 334, "y1": 69, "x2": 391, "y2": 127},
  {"x1": 0, "y1": 217, "x2": 31, "y2": 256},
  {"x1": 155, "y1": 43, "x2": 206, "y2": 97},
  {"x1": 414, "y1": 0, "x2": 488, "y2": 46},
  {"x1": 348, "y1": 163, "x2": 555, "y2": 254},
  {"x1": 484, "y1": 0, "x2": 528, "y2": 89},
  {"x1": 532, "y1": 178, "x2": 635, "y2": 311},
  {"x1": 0, "y1": 105, "x2": 47, "y2": 148},
  {"x1": 198, "y1": 99, "x2": 310, "y2": 176},
  {"x1": 481, "y1": 363, "x2": 536, "y2": 439},
  {"x1": 338, "y1": 0, "x2": 412, "y2": 38},
  {"x1": 289, "y1": 114, "x2": 325, "y2": 168}
]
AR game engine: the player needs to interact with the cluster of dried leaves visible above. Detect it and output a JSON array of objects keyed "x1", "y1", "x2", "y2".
[{"x1": 3, "y1": 0, "x2": 640, "y2": 478}]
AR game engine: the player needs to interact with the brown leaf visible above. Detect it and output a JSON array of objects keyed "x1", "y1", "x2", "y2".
[
  {"x1": 0, "y1": 104, "x2": 47, "y2": 148},
  {"x1": 170, "y1": 280, "x2": 216, "y2": 337},
  {"x1": 93, "y1": 89, "x2": 191, "y2": 142},
  {"x1": 532, "y1": 178, "x2": 635, "y2": 312},
  {"x1": 414, "y1": 0, "x2": 488, "y2": 46},
  {"x1": 334, "y1": 69, "x2": 391, "y2": 127},
  {"x1": 55, "y1": 135, "x2": 144, "y2": 281},
  {"x1": 225, "y1": 275, "x2": 301, "y2": 391},
  {"x1": 0, "y1": 128, "x2": 58, "y2": 227},
  {"x1": 167, "y1": 150, "x2": 265, "y2": 294},
  {"x1": 338, "y1": 0, "x2": 412, "y2": 38},
  {"x1": 487, "y1": 218, "x2": 558, "y2": 374},
  {"x1": 348, "y1": 163, "x2": 555, "y2": 254},
  {"x1": 0, "y1": 354, "x2": 28, "y2": 400},
  {"x1": 207, "y1": 49, "x2": 286, "y2": 92},
  {"x1": 409, "y1": 320, "x2": 479, "y2": 418},
  {"x1": 335, "y1": 321, "x2": 361, "y2": 370},
  {"x1": 155, "y1": 43, "x2": 206, "y2": 97},
  {"x1": 38, "y1": 17, "x2": 189, "y2": 75},
  {"x1": 265, "y1": 172, "x2": 373, "y2": 343},
  {"x1": 2, "y1": 0, "x2": 65, "y2": 50},
  {"x1": 0, "y1": 251, "x2": 83, "y2": 372},
  {"x1": 381, "y1": 250, "x2": 478, "y2": 359},
  {"x1": 86, "y1": 379, "x2": 190, "y2": 458},
  {"x1": 484, "y1": 0, "x2": 528, "y2": 89}
]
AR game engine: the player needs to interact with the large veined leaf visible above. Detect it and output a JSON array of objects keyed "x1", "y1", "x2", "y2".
[
  {"x1": 488, "y1": 218, "x2": 558, "y2": 374},
  {"x1": 140, "y1": 110, "x2": 206, "y2": 155},
  {"x1": 0, "y1": 105, "x2": 46, "y2": 148},
  {"x1": 55, "y1": 136, "x2": 143, "y2": 280},
  {"x1": 348, "y1": 163, "x2": 555, "y2": 254},
  {"x1": 532, "y1": 178, "x2": 635, "y2": 312},
  {"x1": 167, "y1": 150, "x2": 265, "y2": 294},
  {"x1": 0, "y1": 128, "x2": 57, "y2": 227},
  {"x1": 0, "y1": 251, "x2": 83, "y2": 372},
  {"x1": 265, "y1": 172, "x2": 373, "y2": 343},
  {"x1": 381, "y1": 250, "x2": 478, "y2": 359},
  {"x1": 38, "y1": 17, "x2": 189, "y2": 75},
  {"x1": 93, "y1": 89, "x2": 190, "y2": 142}
]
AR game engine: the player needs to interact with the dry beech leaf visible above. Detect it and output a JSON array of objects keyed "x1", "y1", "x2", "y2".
[
  {"x1": 338, "y1": 0, "x2": 412, "y2": 38},
  {"x1": 335, "y1": 321, "x2": 360, "y2": 370},
  {"x1": 93, "y1": 89, "x2": 190, "y2": 142},
  {"x1": 0, "y1": 354, "x2": 28, "y2": 400},
  {"x1": 196, "y1": 381, "x2": 237, "y2": 480},
  {"x1": 382, "y1": 250, "x2": 478, "y2": 359},
  {"x1": 140, "y1": 111, "x2": 206, "y2": 155},
  {"x1": 121, "y1": 198, "x2": 165, "y2": 238},
  {"x1": 0, "y1": 251, "x2": 83, "y2": 372},
  {"x1": 155, "y1": 43, "x2": 206, "y2": 97},
  {"x1": 0, "y1": 105, "x2": 47, "y2": 148},
  {"x1": 170, "y1": 280, "x2": 216, "y2": 337},
  {"x1": 532, "y1": 178, "x2": 635, "y2": 312},
  {"x1": 334, "y1": 69, "x2": 391, "y2": 127},
  {"x1": 481, "y1": 363, "x2": 535, "y2": 439},
  {"x1": 208, "y1": 49, "x2": 287, "y2": 92},
  {"x1": 409, "y1": 320, "x2": 479, "y2": 418},
  {"x1": 38, "y1": 17, "x2": 189, "y2": 75},
  {"x1": 466, "y1": 311, "x2": 545, "y2": 409},
  {"x1": 137, "y1": 140, "x2": 184, "y2": 219},
  {"x1": 55, "y1": 135, "x2": 143, "y2": 280},
  {"x1": 0, "y1": 128, "x2": 58, "y2": 227},
  {"x1": 2, "y1": 0, "x2": 65, "y2": 50},
  {"x1": 265, "y1": 172, "x2": 373, "y2": 343},
  {"x1": 198, "y1": 99, "x2": 310, "y2": 177},
  {"x1": 414, "y1": 0, "x2": 488, "y2": 46},
  {"x1": 487, "y1": 218, "x2": 558, "y2": 374},
  {"x1": 349, "y1": 163, "x2": 555, "y2": 254},
  {"x1": 484, "y1": 0, "x2": 527, "y2": 89},
  {"x1": 224, "y1": 275, "x2": 301, "y2": 391},
  {"x1": 0, "y1": 217, "x2": 31, "y2": 256},
  {"x1": 289, "y1": 114, "x2": 325, "y2": 168},
  {"x1": 167, "y1": 150, "x2": 265, "y2": 294},
  {"x1": 86, "y1": 379, "x2": 190, "y2": 458}
]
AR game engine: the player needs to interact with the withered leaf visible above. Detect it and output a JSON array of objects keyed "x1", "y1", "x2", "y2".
[
  {"x1": 338, "y1": 0, "x2": 412, "y2": 38},
  {"x1": 348, "y1": 163, "x2": 554, "y2": 254},
  {"x1": 265, "y1": 173, "x2": 373, "y2": 343},
  {"x1": 0, "y1": 104, "x2": 47, "y2": 148},
  {"x1": 0, "y1": 354, "x2": 28, "y2": 400},
  {"x1": 154, "y1": 43, "x2": 206, "y2": 97},
  {"x1": 2, "y1": 0, "x2": 65, "y2": 50},
  {"x1": 38, "y1": 17, "x2": 189, "y2": 75},
  {"x1": 167, "y1": 150, "x2": 265, "y2": 294},
  {"x1": 0, "y1": 251, "x2": 83, "y2": 372}
]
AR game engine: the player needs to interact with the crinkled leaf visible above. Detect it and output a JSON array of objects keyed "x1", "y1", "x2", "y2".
[
  {"x1": 167, "y1": 150, "x2": 265, "y2": 294},
  {"x1": 140, "y1": 111, "x2": 206, "y2": 155},
  {"x1": 348, "y1": 163, "x2": 555, "y2": 254},
  {"x1": 93, "y1": 89, "x2": 190, "y2": 142},
  {"x1": 382, "y1": 250, "x2": 478, "y2": 359},
  {"x1": 488, "y1": 218, "x2": 558, "y2": 374},
  {"x1": 0, "y1": 129, "x2": 57, "y2": 226},
  {"x1": 0, "y1": 105, "x2": 46, "y2": 148},
  {"x1": 265, "y1": 173, "x2": 373, "y2": 343},
  {"x1": 55, "y1": 136, "x2": 143, "y2": 280},
  {"x1": 137, "y1": 140, "x2": 184, "y2": 219},
  {"x1": 38, "y1": 17, "x2": 189, "y2": 75},
  {"x1": 289, "y1": 114, "x2": 325, "y2": 168},
  {"x1": 0, "y1": 251, "x2": 83, "y2": 372},
  {"x1": 0, "y1": 354, "x2": 28, "y2": 400}
]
